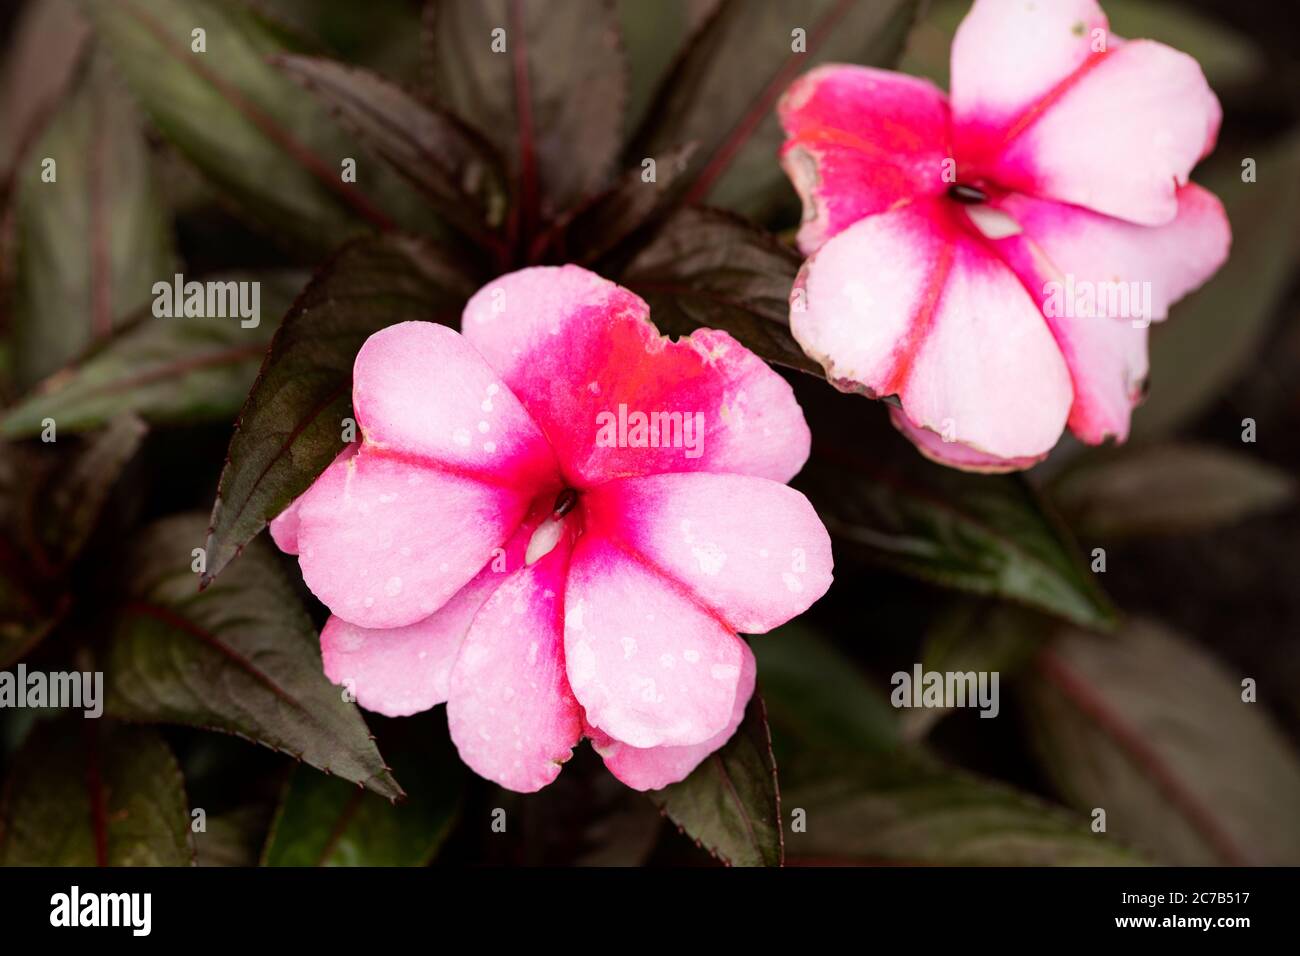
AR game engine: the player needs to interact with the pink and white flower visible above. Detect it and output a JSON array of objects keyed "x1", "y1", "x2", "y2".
[
  {"x1": 779, "y1": 0, "x2": 1231, "y2": 471},
  {"x1": 270, "y1": 266, "x2": 833, "y2": 792}
]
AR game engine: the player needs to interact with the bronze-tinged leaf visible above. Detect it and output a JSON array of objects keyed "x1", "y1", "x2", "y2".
[
  {"x1": 617, "y1": 0, "x2": 698, "y2": 135},
  {"x1": 753, "y1": 623, "x2": 900, "y2": 756},
  {"x1": 627, "y1": 0, "x2": 919, "y2": 222},
  {"x1": 80, "y1": 0, "x2": 435, "y2": 252},
  {"x1": 756, "y1": 625, "x2": 1144, "y2": 866},
  {"x1": 0, "y1": 720, "x2": 194, "y2": 866},
  {"x1": 0, "y1": 443, "x2": 64, "y2": 667},
  {"x1": 1051, "y1": 442, "x2": 1295, "y2": 539},
  {"x1": 11, "y1": 52, "x2": 174, "y2": 388},
  {"x1": 780, "y1": 754, "x2": 1146, "y2": 866},
  {"x1": 902, "y1": 600, "x2": 1050, "y2": 740},
  {"x1": 620, "y1": 206, "x2": 818, "y2": 375},
  {"x1": 202, "y1": 235, "x2": 477, "y2": 587},
  {"x1": 1025, "y1": 619, "x2": 1300, "y2": 865},
  {"x1": 539, "y1": 142, "x2": 696, "y2": 267},
  {"x1": 792, "y1": 399, "x2": 1115, "y2": 631},
  {"x1": 107, "y1": 513, "x2": 402, "y2": 800},
  {"x1": 193, "y1": 804, "x2": 274, "y2": 867},
  {"x1": 262, "y1": 731, "x2": 464, "y2": 866},
  {"x1": 31, "y1": 413, "x2": 147, "y2": 572},
  {"x1": 650, "y1": 693, "x2": 783, "y2": 867},
  {"x1": 1, "y1": 270, "x2": 303, "y2": 438},
  {"x1": 273, "y1": 54, "x2": 509, "y2": 257},
  {"x1": 425, "y1": 0, "x2": 628, "y2": 234},
  {"x1": 0, "y1": 419, "x2": 145, "y2": 666},
  {"x1": 0, "y1": 0, "x2": 89, "y2": 182},
  {"x1": 482, "y1": 749, "x2": 663, "y2": 866}
]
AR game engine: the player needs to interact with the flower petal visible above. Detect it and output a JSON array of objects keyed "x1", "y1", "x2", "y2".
[
  {"x1": 268, "y1": 495, "x2": 303, "y2": 555},
  {"x1": 446, "y1": 527, "x2": 582, "y2": 793},
  {"x1": 792, "y1": 201, "x2": 1072, "y2": 463},
  {"x1": 1056, "y1": 311, "x2": 1148, "y2": 445},
  {"x1": 993, "y1": 185, "x2": 1230, "y2": 443},
  {"x1": 587, "y1": 643, "x2": 755, "y2": 792},
  {"x1": 951, "y1": 0, "x2": 1109, "y2": 136},
  {"x1": 563, "y1": 533, "x2": 748, "y2": 749},
  {"x1": 997, "y1": 184, "x2": 1231, "y2": 324},
  {"x1": 295, "y1": 444, "x2": 533, "y2": 628},
  {"x1": 995, "y1": 269, "x2": 1150, "y2": 447},
  {"x1": 269, "y1": 444, "x2": 359, "y2": 555},
  {"x1": 952, "y1": 0, "x2": 1220, "y2": 225},
  {"x1": 319, "y1": 515, "x2": 537, "y2": 717},
  {"x1": 888, "y1": 407, "x2": 1048, "y2": 473},
  {"x1": 353, "y1": 321, "x2": 558, "y2": 490},
  {"x1": 582, "y1": 473, "x2": 832, "y2": 634},
  {"x1": 320, "y1": 597, "x2": 482, "y2": 719},
  {"x1": 461, "y1": 266, "x2": 811, "y2": 486},
  {"x1": 777, "y1": 64, "x2": 952, "y2": 254}
]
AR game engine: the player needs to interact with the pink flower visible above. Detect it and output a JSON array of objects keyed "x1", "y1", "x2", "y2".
[
  {"x1": 779, "y1": 0, "x2": 1231, "y2": 471},
  {"x1": 270, "y1": 266, "x2": 833, "y2": 792}
]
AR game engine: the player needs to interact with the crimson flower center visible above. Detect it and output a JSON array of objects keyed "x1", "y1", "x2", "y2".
[
  {"x1": 947, "y1": 182, "x2": 989, "y2": 205},
  {"x1": 552, "y1": 487, "x2": 579, "y2": 518}
]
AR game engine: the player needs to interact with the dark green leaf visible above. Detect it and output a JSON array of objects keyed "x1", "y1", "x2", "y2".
[
  {"x1": 1, "y1": 271, "x2": 303, "y2": 438},
  {"x1": 616, "y1": 0, "x2": 696, "y2": 135},
  {"x1": 0, "y1": 0, "x2": 89, "y2": 180},
  {"x1": 0, "y1": 421, "x2": 147, "y2": 665},
  {"x1": 202, "y1": 234, "x2": 477, "y2": 586},
  {"x1": 107, "y1": 513, "x2": 402, "y2": 800},
  {"x1": 11, "y1": 53, "x2": 174, "y2": 388},
  {"x1": 920, "y1": 601, "x2": 1048, "y2": 680},
  {"x1": 426, "y1": 0, "x2": 628, "y2": 228},
  {"x1": 627, "y1": 0, "x2": 918, "y2": 222},
  {"x1": 32, "y1": 414, "x2": 146, "y2": 570},
  {"x1": 903, "y1": 600, "x2": 1049, "y2": 739},
  {"x1": 0, "y1": 720, "x2": 193, "y2": 866},
  {"x1": 0, "y1": 600, "x2": 59, "y2": 672},
  {"x1": 1025, "y1": 619, "x2": 1300, "y2": 865},
  {"x1": 1134, "y1": 135, "x2": 1300, "y2": 438},
  {"x1": 1051, "y1": 442, "x2": 1295, "y2": 539},
  {"x1": 781, "y1": 753, "x2": 1145, "y2": 866},
  {"x1": 262, "y1": 755, "x2": 462, "y2": 866},
  {"x1": 0, "y1": 444, "x2": 61, "y2": 666},
  {"x1": 259, "y1": 0, "x2": 424, "y2": 80},
  {"x1": 795, "y1": 417, "x2": 1116, "y2": 629},
  {"x1": 483, "y1": 751, "x2": 663, "y2": 865},
  {"x1": 273, "y1": 54, "x2": 508, "y2": 253},
  {"x1": 756, "y1": 622, "x2": 1142, "y2": 865},
  {"x1": 571, "y1": 795, "x2": 663, "y2": 866},
  {"x1": 752, "y1": 623, "x2": 900, "y2": 756},
  {"x1": 542, "y1": 142, "x2": 696, "y2": 267},
  {"x1": 650, "y1": 693, "x2": 782, "y2": 867},
  {"x1": 80, "y1": 0, "x2": 433, "y2": 252},
  {"x1": 194, "y1": 804, "x2": 274, "y2": 867},
  {"x1": 620, "y1": 206, "x2": 819, "y2": 374}
]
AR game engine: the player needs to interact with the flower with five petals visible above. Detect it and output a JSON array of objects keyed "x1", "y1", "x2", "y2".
[
  {"x1": 271, "y1": 266, "x2": 833, "y2": 792},
  {"x1": 780, "y1": 0, "x2": 1231, "y2": 471}
]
